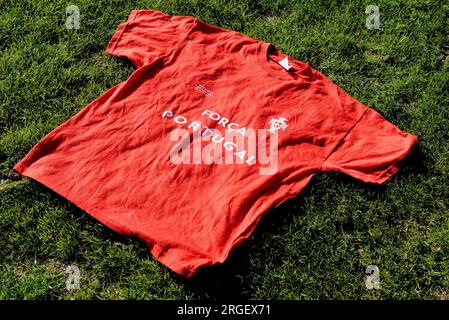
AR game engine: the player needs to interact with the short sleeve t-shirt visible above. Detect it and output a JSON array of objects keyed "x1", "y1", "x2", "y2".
[{"x1": 13, "y1": 9, "x2": 419, "y2": 278}]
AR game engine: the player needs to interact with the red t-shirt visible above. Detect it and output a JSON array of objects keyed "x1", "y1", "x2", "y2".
[{"x1": 14, "y1": 9, "x2": 418, "y2": 278}]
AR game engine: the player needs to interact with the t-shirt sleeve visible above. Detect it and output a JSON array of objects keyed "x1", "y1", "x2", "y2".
[
  {"x1": 106, "y1": 9, "x2": 197, "y2": 68},
  {"x1": 321, "y1": 85, "x2": 419, "y2": 184}
]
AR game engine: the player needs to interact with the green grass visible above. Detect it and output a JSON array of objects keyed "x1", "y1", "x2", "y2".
[{"x1": 0, "y1": 0, "x2": 448, "y2": 299}]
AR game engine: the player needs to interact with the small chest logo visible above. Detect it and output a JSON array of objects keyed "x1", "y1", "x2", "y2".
[
  {"x1": 194, "y1": 83, "x2": 214, "y2": 98},
  {"x1": 268, "y1": 117, "x2": 288, "y2": 133}
]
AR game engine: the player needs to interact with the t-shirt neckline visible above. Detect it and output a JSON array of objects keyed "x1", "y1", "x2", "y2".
[{"x1": 256, "y1": 41, "x2": 315, "y2": 81}]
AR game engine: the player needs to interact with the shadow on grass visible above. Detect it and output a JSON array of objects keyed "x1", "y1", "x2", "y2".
[
  {"x1": 8, "y1": 143, "x2": 426, "y2": 298},
  {"x1": 176, "y1": 144, "x2": 426, "y2": 298},
  {"x1": 175, "y1": 197, "x2": 303, "y2": 299}
]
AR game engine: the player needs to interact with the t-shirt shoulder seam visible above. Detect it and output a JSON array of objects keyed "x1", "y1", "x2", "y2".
[
  {"x1": 106, "y1": 10, "x2": 139, "y2": 55},
  {"x1": 319, "y1": 107, "x2": 370, "y2": 171},
  {"x1": 159, "y1": 17, "x2": 200, "y2": 66}
]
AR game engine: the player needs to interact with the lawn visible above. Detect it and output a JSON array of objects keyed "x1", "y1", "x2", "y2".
[{"x1": 0, "y1": 0, "x2": 448, "y2": 299}]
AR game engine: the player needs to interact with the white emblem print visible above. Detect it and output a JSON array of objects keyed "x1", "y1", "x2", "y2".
[{"x1": 268, "y1": 117, "x2": 288, "y2": 133}]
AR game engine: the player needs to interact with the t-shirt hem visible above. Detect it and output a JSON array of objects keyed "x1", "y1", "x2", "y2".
[
  {"x1": 12, "y1": 163, "x2": 200, "y2": 278},
  {"x1": 369, "y1": 133, "x2": 418, "y2": 184},
  {"x1": 320, "y1": 108, "x2": 369, "y2": 171},
  {"x1": 12, "y1": 164, "x2": 132, "y2": 234},
  {"x1": 148, "y1": 244, "x2": 199, "y2": 278},
  {"x1": 321, "y1": 133, "x2": 418, "y2": 184}
]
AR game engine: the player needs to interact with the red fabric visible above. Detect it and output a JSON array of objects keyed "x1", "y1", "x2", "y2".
[{"x1": 14, "y1": 9, "x2": 418, "y2": 278}]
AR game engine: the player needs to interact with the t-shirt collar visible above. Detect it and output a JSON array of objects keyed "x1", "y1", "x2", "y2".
[{"x1": 256, "y1": 41, "x2": 314, "y2": 81}]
